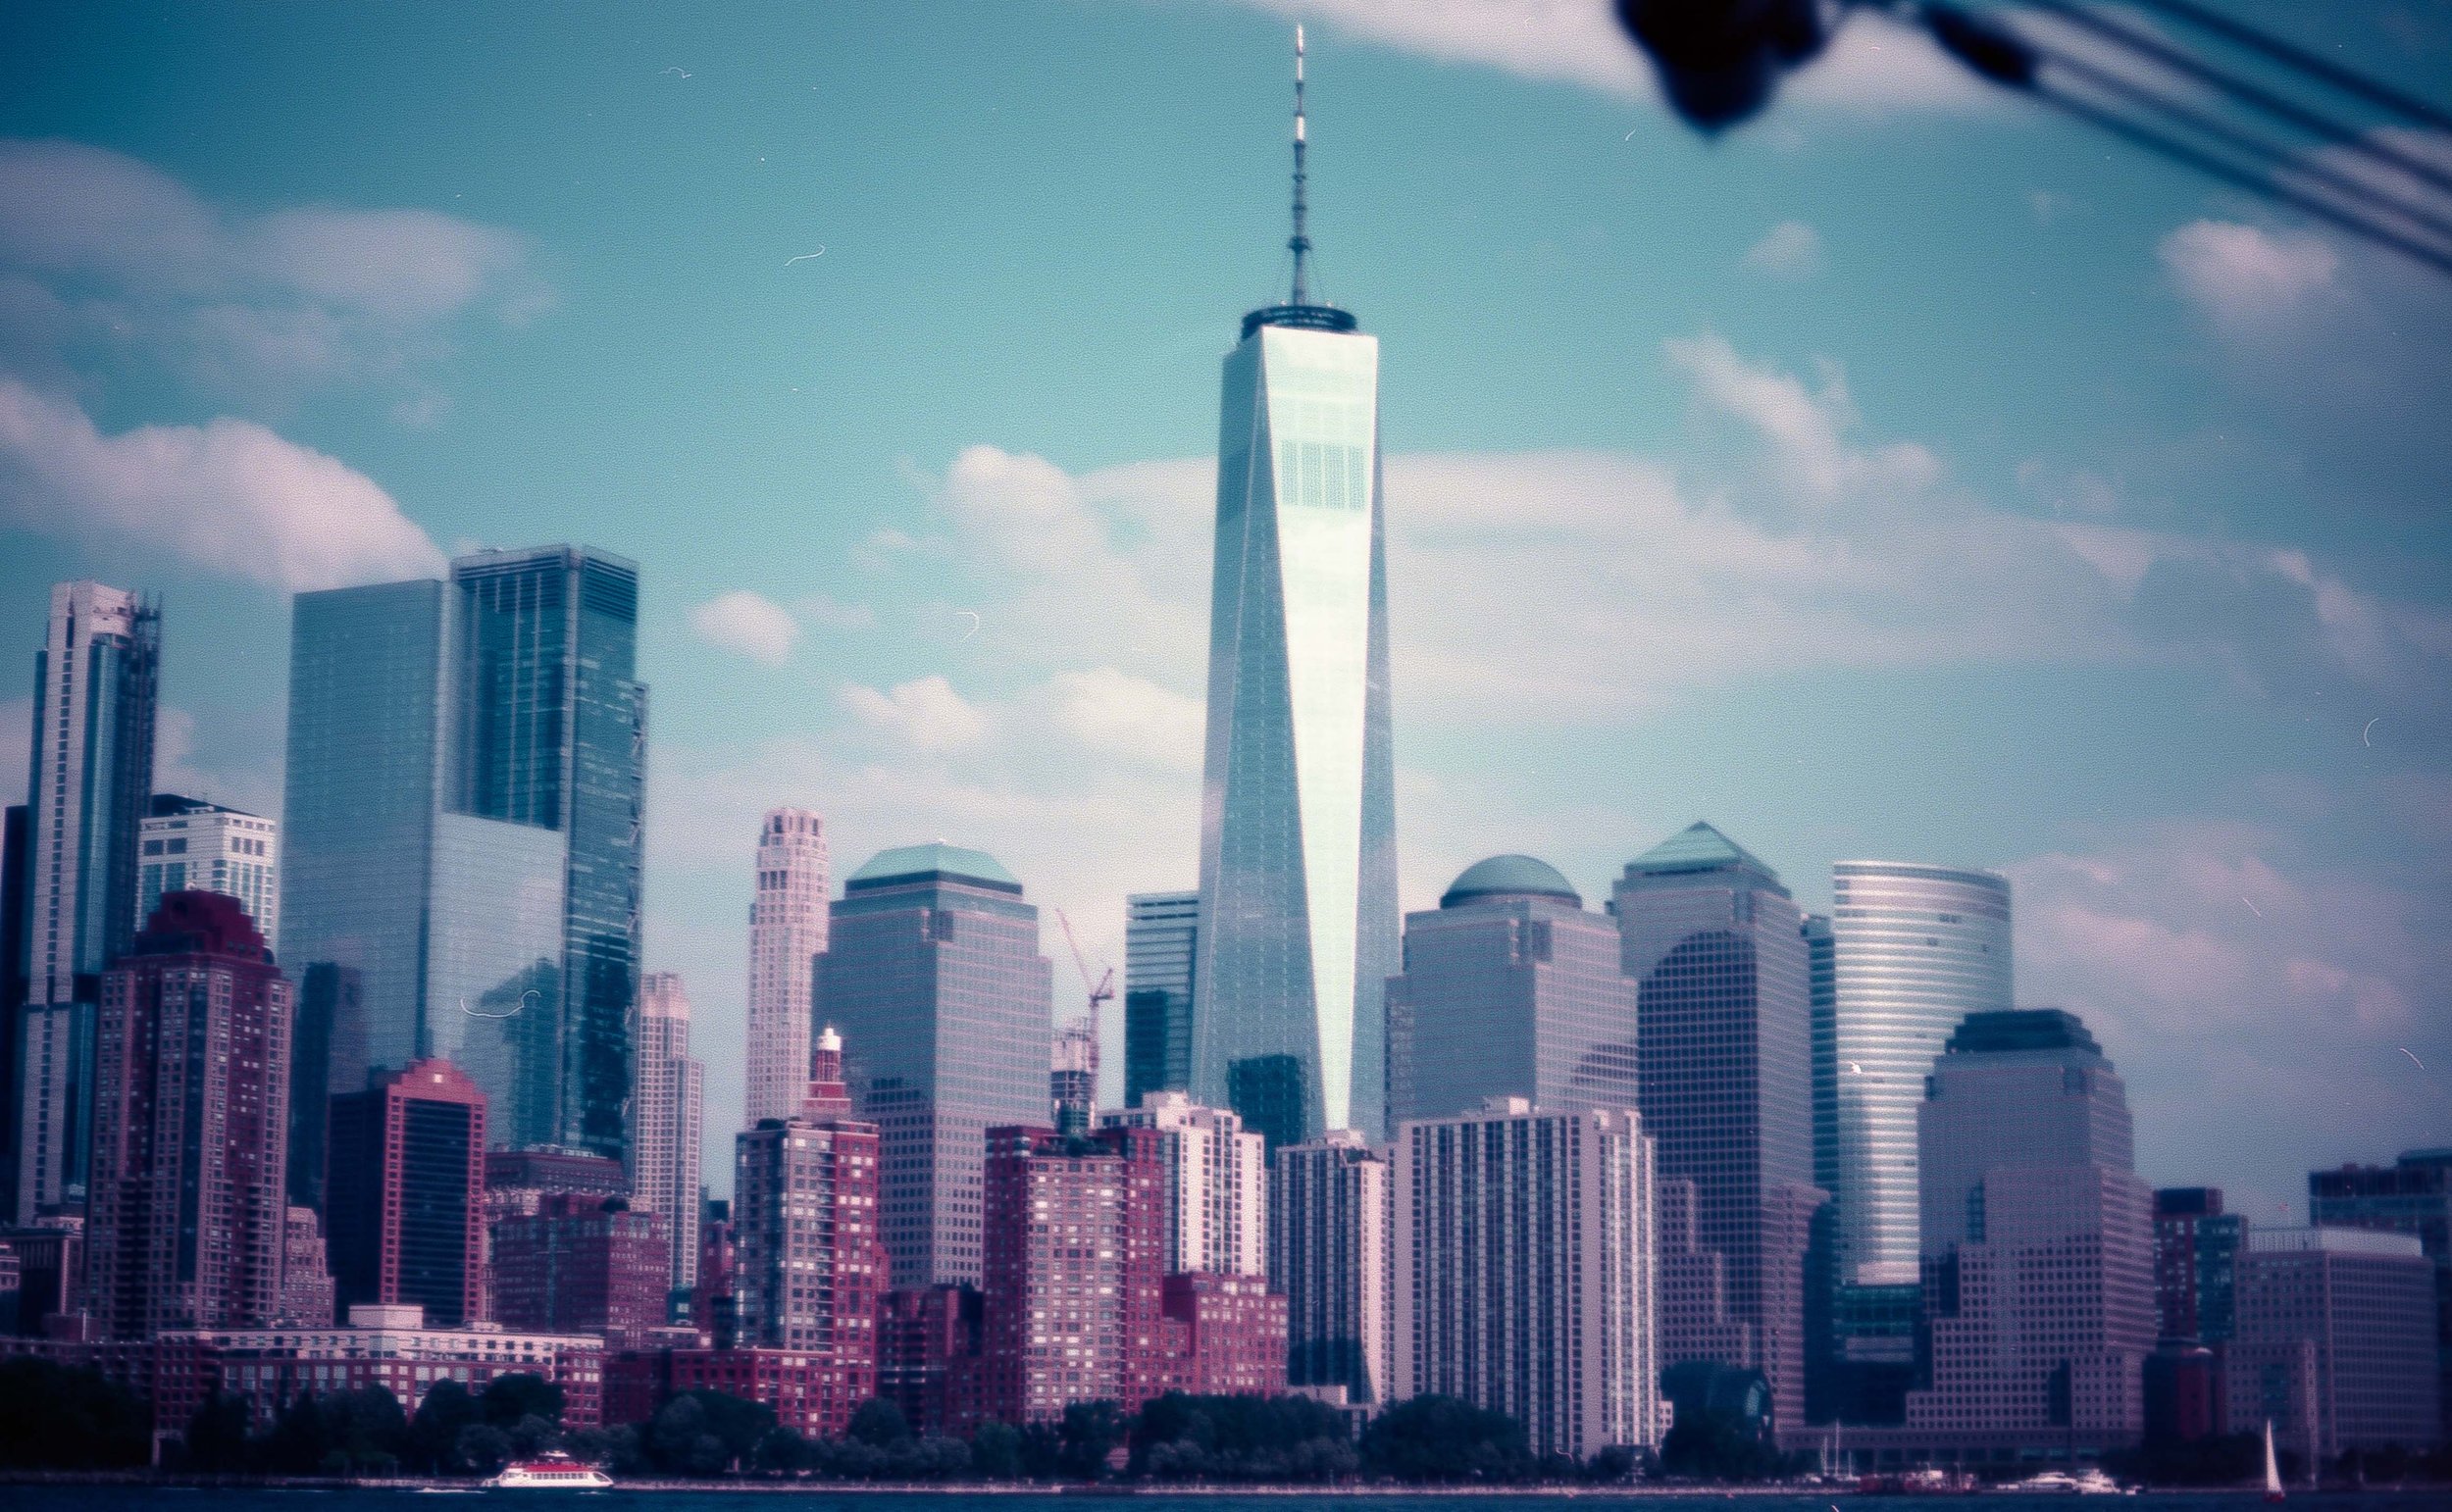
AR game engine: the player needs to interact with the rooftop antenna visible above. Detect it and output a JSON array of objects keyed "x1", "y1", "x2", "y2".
[{"x1": 1289, "y1": 25, "x2": 1311, "y2": 305}]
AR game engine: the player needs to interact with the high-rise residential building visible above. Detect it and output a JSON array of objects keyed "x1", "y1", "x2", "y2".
[
  {"x1": 279, "y1": 1206, "x2": 337, "y2": 1326},
  {"x1": 732, "y1": 1026, "x2": 882, "y2": 1395},
  {"x1": 137, "y1": 796, "x2": 278, "y2": 951},
  {"x1": 1272, "y1": 1128, "x2": 1390, "y2": 1405},
  {"x1": 1901, "y1": 1010, "x2": 2154, "y2": 1455},
  {"x1": 631, "y1": 971, "x2": 702, "y2": 1298},
  {"x1": 16, "y1": 580, "x2": 159, "y2": 1221},
  {"x1": 327, "y1": 1058, "x2": 487, "y2": 1327},
  {"x1": 2154, "y1": 1187, "x2": 2245, "y2": 1344},
  {"x1": 281, "y1": 546, "x2": 645, "y2": 1161},
  {"x1": 2228, "y1": 1226, "x2": 2441, "y2": 1460},
  {"x1": 1394, "y1": 1098, "x2": 1660, "y2": 1460},
  {"x1": 1124, "y1": 890, "x2": 1197, "y2": 1108},
  {"x1": 815, "y1": 843, "x2": 1051, "y2": 1288},
  {"x1": 1102, "y1": 1092, "x2": 1267, "y2": 1277},
  {"x1": 1190, "y1": 35, "x2": 1398, "y2": 1152},
  {"x1": 1614, "y1": 823, "x2": 1820, "y2": 1433},
  {"x1": 2309, "y1": 1148, "x2": 2452, "y2": 1445},
  {"x1": 1051, "y1": 1016, "x2": 1098, "y2": 1134},
  {"x1": 2, "y1": 804, "x2": 29, "y2": 1223},
  {"x1": 84, "y1": 892, "x2": 292, "y2": 1338},
  {"x1": 483, "y1": 1146, "x2": 630, "y2": 1222},
  {"x1": 1386, "y1": 854, "x2": 1637, "y2": 1129},
  {"x1": 744, "y1": 808, "x2": 827, "y2": 1127},
  {"x1": 977, "y1": 1123, "x2": 1169, "y2": 1424},
  {"x1": 490, "y1": 1193, "x2": 670, "y2": 1339},
  {"x1": 1826, "y1": 861, "x2": 2012, "y2": 1289}
]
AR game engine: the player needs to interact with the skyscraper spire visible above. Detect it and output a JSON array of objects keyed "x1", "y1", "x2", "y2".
[{"x1": 1289, "y1": 25, "x2": 1310, "y2": 305}]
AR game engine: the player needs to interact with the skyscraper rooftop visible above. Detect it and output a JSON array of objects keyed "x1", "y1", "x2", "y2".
[
  {"x1": 844, "y1": 842, "x2": 1021, "y2": 894},
  {"x1": 1440, "y1": 853, "x2": 1581, "y2": 908}
]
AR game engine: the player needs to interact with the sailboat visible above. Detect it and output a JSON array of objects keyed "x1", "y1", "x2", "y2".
[{"x1": 2263, "y1": 1419, "x2": 2284, "y2": 1502}]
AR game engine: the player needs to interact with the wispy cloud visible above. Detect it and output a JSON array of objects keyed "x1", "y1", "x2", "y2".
[
  {"x1": 2160, "y1": 220, "x2": 2338, "y2": 330},
  {"x1": 1742, "y1": 220, "x2": 1823, "y2": 277},
  {"x1": 838, "y1": 675, "x2": 991, "y2": 752},
  {"x1": 689, "y1": 589, "x2": 801, "y2": 666},
  {"x1": 0, "y1": 377, "x2": 443, "y2": 590},
  {"x1": 0, "y1": 137, "x2": 546, "y2": 410}
]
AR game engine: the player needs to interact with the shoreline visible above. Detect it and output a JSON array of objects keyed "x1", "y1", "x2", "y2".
[{"x1": 5, "y1": 1473, "x2": 2434, "y2": 1496}]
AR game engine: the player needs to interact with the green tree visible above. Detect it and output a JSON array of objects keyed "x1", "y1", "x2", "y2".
[
  {"x1": 0, "y1": 1356, "x2": 151, "y2": 1469},
  {"x1": 847, "y1": 1394, "x2": 910, "y2": 1446},
  {"x1": 409, "y1": 1378, "x2": 482, "y2": 1474},
  {"x1": 1058, "y1": 1398, "x2": 1127, "y2": 1479},
  {"x1": 479, "y1": 1372, "x2": 565, "y2": 1431},
  {"x1": 754, "y1": 1425, "x2": 811, "y2": 1474},
  {"x1": 1359, "y1": 1394, "x2": 1534, "y2": 1483},
  {"x1": 968, "y1": 1420, "x2": 1023, "y2": 1480},
  {"x1": 179, "y1": 1390, "x2": 257, "y2": 1473},
  {"x1": 455, "y1": 1422, "x2": 514, "y2": 1476}
]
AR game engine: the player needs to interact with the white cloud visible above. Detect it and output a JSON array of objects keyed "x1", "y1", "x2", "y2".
[
  {"x1": 838, "y1": 675, "x2": 991, "y2": 751},
  {"x1": 1214, "y1": 2, "x2": 1989, "y2": 120},
  {"x1": 689, "y1": 589, "x2": 800, "y2": 665},
  {"x1": 2159, "y1": 220, "x2": 2338, "y2": 329},
  {"x1": 1664, "y1": 330, "x2": 1938, "y2": 502},
  {"x1": 2009, "y1": 810, "x2": 2447, "y2": 1200},
  {"x1": 1044, "y1": 667, "x2": 1204, "y2": 771},
  {"x1": 0, "y1": 377, "x2": 444, "y2": 590},
  {"x1": 0, "y1": 137, "x2": 545, "y2": 406},
  {"x1": 1742, "y1": 220, "x2": 1822, "y2": 277}
]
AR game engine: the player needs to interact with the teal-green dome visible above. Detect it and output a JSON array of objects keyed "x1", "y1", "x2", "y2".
[
  {"x1": 1442, "y1": 854, "x2": 1580, "y2": 908},
  {"x1": 845, "y1": 842, "x2": 1021, "y2": 894}
]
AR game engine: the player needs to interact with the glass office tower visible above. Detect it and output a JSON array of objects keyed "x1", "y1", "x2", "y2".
[
  {"x1": 1615, "y1": 822, "x2": 1821, "y2": 1433},
  {"x1": 1190, "y1": 261, "x2": 1397, "y2": 1146},
  {"x1": 281, "y1": 547, "x2": 644, "y2": 1163},
  {"x1": 1123, "y1": 889, "x2": 1197, "y2": 1108},
  {"x1": 1827, "y1": 861, "x2": 2013, "y2": 1289}
]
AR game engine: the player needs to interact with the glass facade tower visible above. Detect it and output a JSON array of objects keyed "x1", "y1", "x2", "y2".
[
  {"x1": 15, "y1": 580, "x2": 159, "y2": 1221},
  {"x1": 1614, "y1": 822, "x2": 1821, "y2": 1433},
  {"x1": 281, "y1": 547, "x2": 645, "y2": 1163},
  {"x1": 1190, "y1": 305, "x2": 1397, "y2": 1149},
  {"x1": 1827, "y1": 861, "x2": 2012, "y2": 1288},
  {"x1": 1123, "y1": 889, "x2": 1197, "y2": 1108}
]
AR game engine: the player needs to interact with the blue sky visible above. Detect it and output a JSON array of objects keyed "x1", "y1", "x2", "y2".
[{"x1": 4, "y1": 1, "x2": 2447, "y2": 1209}]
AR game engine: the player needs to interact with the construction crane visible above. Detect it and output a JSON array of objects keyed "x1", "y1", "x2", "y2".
[{"x1": 1053, "y1": 907, "x2": 1116, "y2": 1023}]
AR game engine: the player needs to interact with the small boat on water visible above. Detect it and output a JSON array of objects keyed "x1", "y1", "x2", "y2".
[
  {"x1": 1996, "y1": 1467, "x2": 2127, "y2": 1494},
  {"x1": 485, "y1": 1451, "x2": 614, "y2": 1489},
  {"x1": 2264, "y1": 1419, "x2": 2285, "y2": 1502}
]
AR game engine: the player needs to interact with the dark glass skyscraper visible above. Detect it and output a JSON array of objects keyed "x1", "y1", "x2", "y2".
[
  {"x1": 1191, "y1": 35, "x2": 1398, "y2": 1148},
  {"x1": 1123, "y1": 889, "x2": 1197, "y2": 1108},
  {"x1": 1614, "y1": 822, "x2": 1821, "y2": 1434},
  {"x1": 281, "y1": 546, "x2": 645, "y2": 1160},
  {"x1": 814, "y1": 843, "x2": 1052, "y2": 1287},
  {"x1": 1384, "y1": 855, "x2": 1638, "y2": 1126}
]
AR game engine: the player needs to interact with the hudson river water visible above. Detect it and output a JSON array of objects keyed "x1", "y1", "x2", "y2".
[{"x1": 5, "y1": 1490, "x2": 2448, "y2": 1511}]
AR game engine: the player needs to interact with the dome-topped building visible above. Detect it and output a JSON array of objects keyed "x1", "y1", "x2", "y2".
[
  {"x1": 1440, "y1": 854, "x2": 1582, "y2": 909},
  {"x1": 1385, "y1": 851, "x2": 1637, "y2": 1134}
]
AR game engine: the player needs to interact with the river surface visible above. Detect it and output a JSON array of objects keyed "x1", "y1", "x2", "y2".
[{"x1": 3, "y1": 1490, "x2": 2446, "y2": 1511}]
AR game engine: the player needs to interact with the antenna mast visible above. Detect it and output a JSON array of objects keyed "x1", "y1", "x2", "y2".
[{"x1": 1289, "y1": 25, "x2": 1310, "y2": 305}]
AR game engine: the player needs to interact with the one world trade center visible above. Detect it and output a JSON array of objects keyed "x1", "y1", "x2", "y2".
[{"x1": 1191, "y1": 27, "x2": 1399, "y2": 1148}]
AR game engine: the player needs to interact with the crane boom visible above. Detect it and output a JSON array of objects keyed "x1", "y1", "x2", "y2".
[{"x1": 1054, "y1": 907, "x2": 1117, "y2": 1013}]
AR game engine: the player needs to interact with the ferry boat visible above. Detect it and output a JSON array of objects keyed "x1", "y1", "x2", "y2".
[{"x1": 485, "y1": 1452, "x2": 614, "y2": 1489}]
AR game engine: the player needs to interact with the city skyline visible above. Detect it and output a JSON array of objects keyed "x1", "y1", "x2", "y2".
[{"x1": 1, "y1": 1, "x2": 2446, "y2": 1220}]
